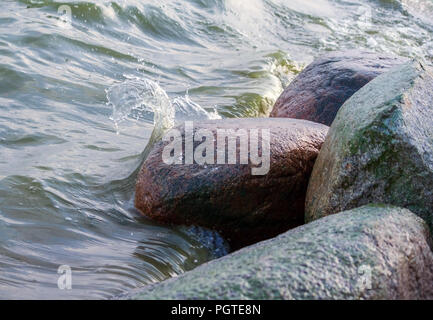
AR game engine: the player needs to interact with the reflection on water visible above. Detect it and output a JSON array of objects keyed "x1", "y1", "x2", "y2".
[{"x1": 0, "y1": 0, "x2": 432, "y2": 299}]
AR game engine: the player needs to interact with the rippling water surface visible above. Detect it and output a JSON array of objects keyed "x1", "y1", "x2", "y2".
[{"x1": 0, "y1": 0, "x2": 432, "y2": 299}]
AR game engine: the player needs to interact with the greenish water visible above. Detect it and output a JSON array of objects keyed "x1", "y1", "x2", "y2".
[{"x1": 0, "y1": 0, "x2": 432, "y2": 299}]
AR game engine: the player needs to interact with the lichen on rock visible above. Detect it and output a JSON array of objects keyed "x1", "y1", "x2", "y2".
[{"x1": 306, "y1": 61, "x2": 433, "y2": 226}]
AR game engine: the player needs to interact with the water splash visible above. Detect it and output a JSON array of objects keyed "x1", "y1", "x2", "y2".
[
  {"x1": 107, "y1": 77, "x2": 221, "y2": 136},
  {"x1": 107, "y1": 77, "x2": 173, "y2": 135}
]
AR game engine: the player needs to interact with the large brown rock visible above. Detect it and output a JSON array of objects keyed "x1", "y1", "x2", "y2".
[
  {"x1": 135, "y1": 118, "x2": 328, "y2": 249},
  {"x1": 270, "y1": 50, "x2": 408, "y2": 126}
]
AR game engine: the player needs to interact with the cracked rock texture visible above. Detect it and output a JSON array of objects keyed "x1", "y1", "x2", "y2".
[
  {"x1": 306, "y1": 61, "x2": 433, "y2": 226},
  {"x1": 135, "y1": 118, "x2": 328, "y2": 250}
]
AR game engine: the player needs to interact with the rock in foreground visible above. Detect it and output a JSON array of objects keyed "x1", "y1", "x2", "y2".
[
  {"x1": 135, "y1": 118, "x2": 328, "y2": 249},
  {"x1": 270, "y1": 50, "x2": 408, "y2": 125},
  {"x1": 128, "y1": 205, "x2": 433, "y2": 300},
  {"x1": 306, "y1": 61, "x2": 433, "y2": 225}
]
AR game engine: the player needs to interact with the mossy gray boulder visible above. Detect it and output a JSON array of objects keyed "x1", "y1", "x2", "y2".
[
  {"x1": 128, "y1": 205, "x2": 433, "y2": 300},
  {"x1": 306, "y1": 61, "x2": 433, "y2": 225}
]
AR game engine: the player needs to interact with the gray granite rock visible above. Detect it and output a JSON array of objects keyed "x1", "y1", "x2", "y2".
[
  {"x1": 305, "y1": 61, "x2": 433, "y2": 226},
  {"x1": 128, "y1": 205, "x2": 433, "y2": 300}
]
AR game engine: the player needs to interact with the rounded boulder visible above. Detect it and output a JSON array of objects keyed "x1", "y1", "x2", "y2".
[
  {"x1": 135, "y1": 118, "x2": 328, "y2": 249},
  {"x1": 270, "y1": 50, "x2": 408, "y2": 125}
]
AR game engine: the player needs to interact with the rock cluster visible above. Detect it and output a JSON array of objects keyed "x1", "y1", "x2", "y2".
[{"x1": 132, "y1": 51, "x2": 433, "y2": 299}]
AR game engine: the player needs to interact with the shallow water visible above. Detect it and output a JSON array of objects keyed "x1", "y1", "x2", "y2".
[{"x1": 0, "y1": 0, "x2": 432, "y2": 299}]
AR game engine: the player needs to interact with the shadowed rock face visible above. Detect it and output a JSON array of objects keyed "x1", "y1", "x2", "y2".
[
  {"x1": 270, "y1": 50, "x2": 408, "y2": 126},
  {"x1": 135, "y1": 118, "x2": 328, "y2": 250},
  {"x1": 128, "y1": 205, "x2": 433, "y2": 300},
  {"x1": 306, "y1": 61, "x2": 433, "y2": 225}
]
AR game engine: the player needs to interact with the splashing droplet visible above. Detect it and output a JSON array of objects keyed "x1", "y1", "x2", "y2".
[{"x1": 106, "y1": 77, "x2": 221, "y2": 138}]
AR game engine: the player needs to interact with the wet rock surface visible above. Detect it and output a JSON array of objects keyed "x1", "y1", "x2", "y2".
[
  {"x1": 270, "y1": 50, "x2": 408, "y2": 125},
  {"x1": 306, "y1": 61, "x2": 433, "y2": 225},
  {"x1": 135, "y1": 118, "x2": 328, "y2": 250},
  {"x1": 128, "y1": 205, "x2": 433, "y2": 300}
]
